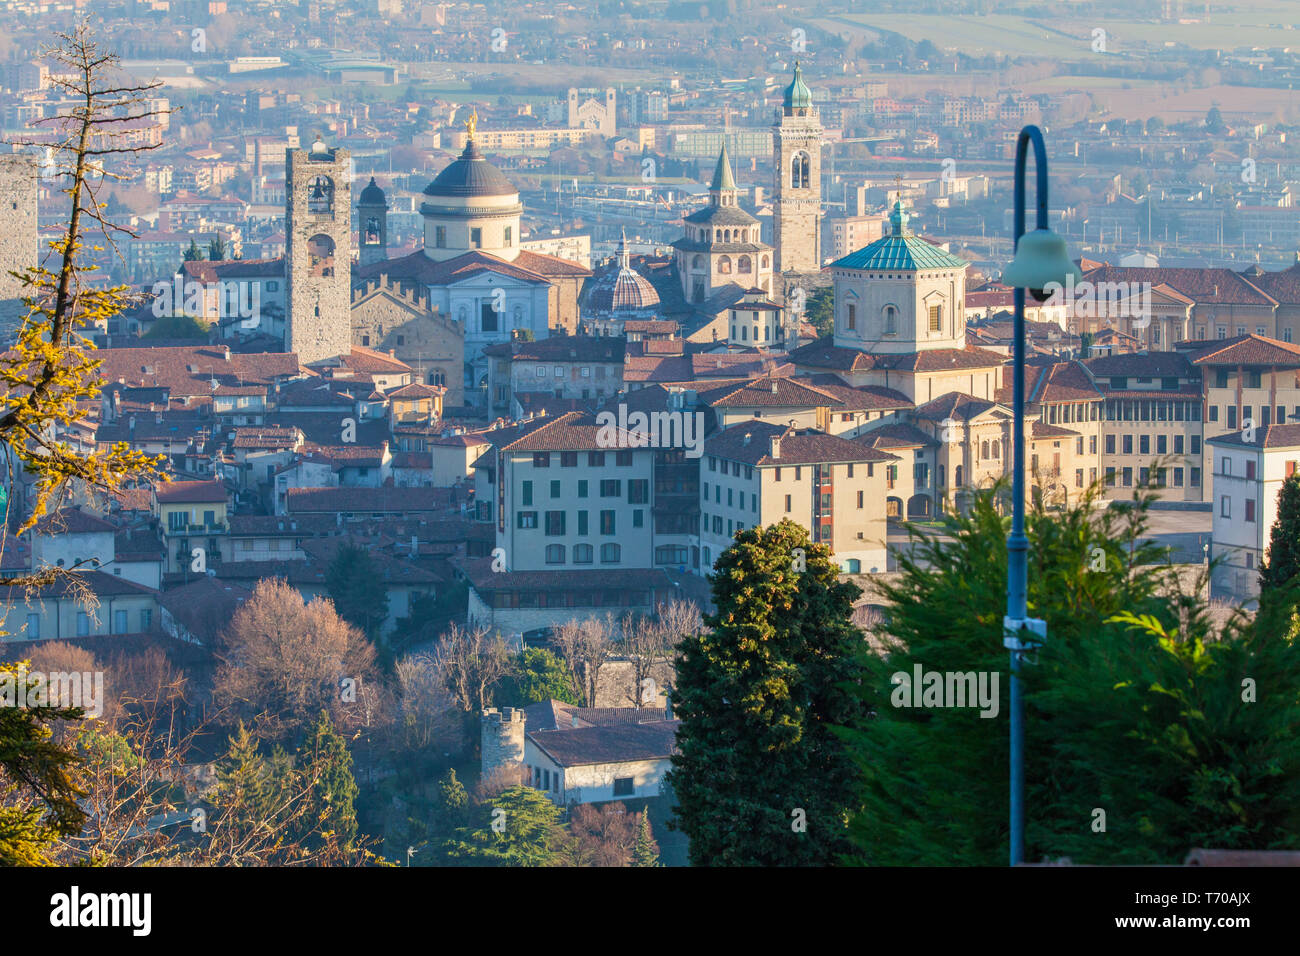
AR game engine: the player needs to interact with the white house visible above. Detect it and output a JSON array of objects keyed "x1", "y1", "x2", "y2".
[
  {"x1": 482, "y1": 700, "x2": 678, "y2": 807},
  {"x1": 1207, "y1": 423, "x2": 1300, "y2": 602}
]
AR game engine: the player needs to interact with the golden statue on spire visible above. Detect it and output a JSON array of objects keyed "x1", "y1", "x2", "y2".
[{"x1": 465, "y1": 108, "x2": 479, "y2": 142}]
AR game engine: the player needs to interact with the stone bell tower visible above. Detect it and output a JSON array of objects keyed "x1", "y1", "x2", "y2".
[
  {"x1": 286, "y1": 136, "x2": 352, "y2": 363},
  {"x1": 357, "y1": 177, "x2": 388, "y2": 269},
  {"x1": 772, "y1": 62, "x2": 822, "y2": 277}
]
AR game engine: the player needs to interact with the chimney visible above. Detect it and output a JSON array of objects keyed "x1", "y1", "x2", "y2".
[
  {"x1": 770, "y1": 378, "x2": 778, "y2": 394},
  {"x1": 769, "y1": 436, "x2": 781, "y2": 459},
  {"x1": 571, "y1": 712, "x2": 580, "y2": 728},
  {"x1": 128, "y1": 415, "x2": 136, "y2": 436},
  {"x1": 410, "y1": 534, "x2": 418, "y2": 555},
  {"x1": 743, "y1": 431, "x2": 751, "y2": 445}
]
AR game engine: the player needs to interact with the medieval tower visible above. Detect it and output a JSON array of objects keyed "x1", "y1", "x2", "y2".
[
  {"x1": 772, "y1": 62, "x2": 822, "y2": 277},
  {"x1": 286, "y1": 136, "x2": 352, "y2": 363},
  {"x1": 357, "y1": 177, "x2": 388, "y2": 268},
  {"x1": 480, "y1": 707, "x2": 526, "y2": 783}
]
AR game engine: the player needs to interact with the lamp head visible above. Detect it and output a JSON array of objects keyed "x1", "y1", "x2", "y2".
[{"x1": 1003, "y1": 228, "x2": 1082, "y2": 301}]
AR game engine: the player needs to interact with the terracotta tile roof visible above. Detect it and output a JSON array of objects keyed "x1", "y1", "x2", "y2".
[
  {"x1": 528, "y1": 720, "x2": 680, "y2": 768},
  {"x1": 624, "y1": 355, "x2": 693, "y2": 382},
  {"x1": 856, "y1": 423, "x2": 937, "y2": 449},
  {"x1": 788, "y1": 338, "x2": 879, "y2": 371},
  {"x1": 696, "y1": 374, "x2": 842, "y2": 408},
  {"x1": 32, "y1": 508, "x2": 116, "y2": 536},
  {"x1": 705, "y1": 420, "x2": 898, "y2": 466},
  {"x1": 804, "y1": 374, "x2": 913, "y2": 410},
  {"x1": 690, "y1": 353, "x2": 793, "y2": 378},
  {"x1": 995, "y1": 361, "x2": 1103, "y2": 405},
  {"x1": 154, "y1": 479, "x2": 228, "y2": 504},
  {"x1": 1241, "y1": 262, "x2": 1300, "y2": 305},
  {"x1": 277, "y1": 378, "x2": 355, "y2": 408},
  {"x1": 387, "y1": 382, "x2": 444, "y2": 399},
  {"x1": 1084, "y1": 352, "x2": 1198, "y2": 377},
  {"x1": 284, "y1": 486, "x2": 453, "y2": 514},
  {"x1": 98, "y1": 346, "x2": 300, "y2": 398},
  {"x1": 311, "y1": 346, "x2": 412, "y2": 375},
  {"x1": 156, "y1": 577, "x2": 253, "y2": 642},
  {"x1": 1208, "y1": 423, "x2": 1300, "y2": 448},
  {"x1": 1082, "y1": 264, "x2": 1277, "y2": 306},
  {"x1": 913, "y1": 392, "x2": 1006, "y2": 423},
  {"x1": 1182, "y1": 333, "x2": 1300, "y2": 368},
  {"x1": 499, "y1": 411, "x2": 649, "y2": 453},
  {"x1": 790, "y1": 339, "x2": 1004, "y2": 373},
  {"x1": 232, "y1": 426, "x2": 301, "y2": 449},
  {"x1": 355, "y1": 248, "x2": 550, "y2": 286},
  {"x1": 493, "y1": 336, "x2": 625, "y2": 363},
  {"x1": 0, "y1": 569, "x2": 158, "y2": 600},
  {"x1": 1030, "y1": 422, "x2": 1079, "y2": 439},
  {"x1": 179, "y1": 257, "x2": 284, "y2": 283},
  {"x1": 512, "y1": 248, "x2": 593, "y2": 277}
]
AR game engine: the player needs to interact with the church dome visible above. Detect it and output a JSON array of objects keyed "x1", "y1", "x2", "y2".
[
  {"x1": 586, "y1": 233, "x2": 661, "y2": 313},
  {"x1": 424, "y1": 140, "x2": 517, "y2": 199},
  {"x1": 358, "y1": 177, "x2": 387, "y2": 206},
  {"x1": 783, "y1": 62, "x2": 813, "y2": 110}
]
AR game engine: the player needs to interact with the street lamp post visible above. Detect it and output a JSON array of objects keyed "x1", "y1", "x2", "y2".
[{"x1": 999, "y1": 124, "x2": 1082, "y2": 867}]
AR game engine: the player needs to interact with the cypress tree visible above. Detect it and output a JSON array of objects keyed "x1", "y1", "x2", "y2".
[{"x1": 667, "y1": 519, "x2": 866, "y2": 866}]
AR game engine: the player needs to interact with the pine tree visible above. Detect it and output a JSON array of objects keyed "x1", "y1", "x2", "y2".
[
  {"x1": 667, "y1": 519, "x2": 867, "y2": 866},
  {"x1": 212, "y1": 722, "x2": 273, "y2": 835},
  {"x1": 298, "y1": 711, "x2": 360, "y2": 859},
  {"x1": 1259, "y1": 473, "x2": 1300, "y2": 609},
  {"x1": 183, "y1": 238, "x2": 204, "y2": 261},
  {"x1": 631, "y1": 810, "x2": 660, "y2": 867},
  {"x1": 443, "y1": 786, "x2": 563, "y2": 867},
  {"x1": 0, "y1": 662, "x2": 87, "y2": 865},
  {"x1": 841, "y1": 482, "x2": 1300, "y2": 865},
  {"x1": 326, "y1": 542, "x2": 390, "y2": 642}
]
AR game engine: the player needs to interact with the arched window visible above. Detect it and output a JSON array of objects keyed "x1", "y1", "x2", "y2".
[
  {"x1": 600, "y1": 543, "x2": 621, "y2": 564},
  {"x1": 992, "y1": 440, "x2": 1000, "y2": 459},
  {"x1": 573, "y1": 544, "x2": 593, "y2": 564},
  {"x1": 718, "y1": 255, "x2": 732, "y2": 274},
  {"x1": 883, "y1": 305, "x2": 897, "y2": 334},
  {"x1": 741, "y1": 326, "x2": 747, "y2": 340},
  {"x1": 790, "y1": 151, "x2": 810, "y2": 189},
  {"x1": 364, "y1": 217, "x2": 380, "y2": 242},
  {"x1": 982, "y1": 440, "x2": 990, "y2": 459},
  {"x1": 761, "y1": 255, "x2": 770, "y2": 269},
  {"x1": 545, "y1": 544, "x2": 565, "y2": 564},
  {"x1": 738, "y1": 256, "x2": 752, "y2": 274},
  {"x1": 691, "y1": 255, "x2": 704, "y2": 269},
  {"x1": 307, "y1": 234, "x2": 336, "y2": 276},
  {"x1": 955, "y1": 465, "x2": 963, "y2": 487}
]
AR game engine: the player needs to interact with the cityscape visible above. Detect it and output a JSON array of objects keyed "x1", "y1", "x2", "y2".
[{"x1": 0, "y1": 0, "x2": 1296, "y2": 918}]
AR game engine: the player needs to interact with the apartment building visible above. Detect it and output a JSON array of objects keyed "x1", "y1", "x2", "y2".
[
  {"x1": 1181, "y1": 334, "x2": 1300, "y2": 500},
  {"x1": 1207, "y1": 424, "x2": 1300, "y2": 602},
  {"x1": 153, "y1": 479, "x2": 230, "y2": 574},
  {"x1": 479, "y1": 412, "x2": 656, "y2": 573},
  {"x1": 699, "y1": 421, "x2": 898, "y2": 573}
]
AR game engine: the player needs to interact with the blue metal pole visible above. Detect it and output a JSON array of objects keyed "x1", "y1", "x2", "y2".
[{"x1": 1008, "y1": 124, "x2": 1049, "y2": 867}]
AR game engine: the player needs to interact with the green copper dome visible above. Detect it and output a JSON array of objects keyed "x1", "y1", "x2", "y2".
[{"x1": 783, "y1": 61, "x2": 813, "y2": 110}]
